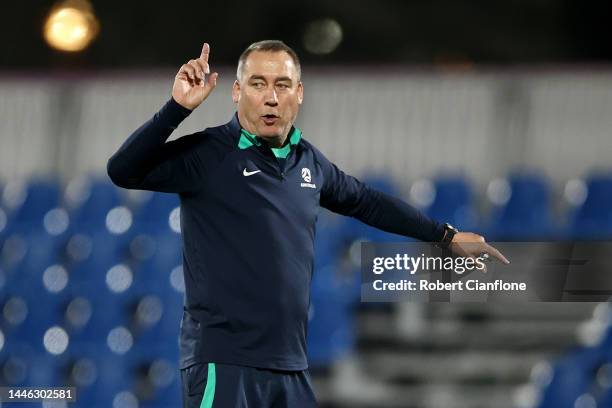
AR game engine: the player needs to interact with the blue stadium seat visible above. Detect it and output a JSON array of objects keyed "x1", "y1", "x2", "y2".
[
  {"x1": 127, "y1": 346, "x2": 181, "y2": 407},
  {"x1": 308, "y1": 212, "x2": 358, "y2": 368},
  {"x1": 0, "y1": 344, "x2": 58, "y2": 390},
  {"x1": 426, "y1": 175, "x2": 477, "y2": 231},
  {"x1": 487, "y1": 172, "x2": 556, "y2": 240},
  {"x1": 539, "y1": 325, "x2": 612, "y2": 408},
  {"x1": 2, "y1": 178, "x2": 61, "y2": 235},
  {"x1": 60, "y1": 344, "x2": 135, "y2": 408},
  {"x1": 1, "y1": 231, "x2": 62, "y2": 288},
  {"x1": 68, "y1": 178, "x2": 122, "y2": 228},
  {"x1": 131, "y1": 231, "x2": 182, "y2": 292},
  {"x1": 132, "y1": 192, "x2": 180, "y2": 235},
  {"x1": 538, "y1": 346, "x2": 599, "y2": 408},
  {"x1": 570, "y1": 174, "x2": 612, "y2": 240}
]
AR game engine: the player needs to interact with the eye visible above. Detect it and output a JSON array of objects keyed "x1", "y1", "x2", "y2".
[
  {"x1": 276, "y1": 83, "x2": 290, "y2": 90},
  {"x1": 251, "y1": 82, "x2": 265, "y2": 89}
]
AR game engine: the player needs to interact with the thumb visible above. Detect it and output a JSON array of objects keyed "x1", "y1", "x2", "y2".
[{"x1": 206, "y1": 72, "x2": 218, "y2": 90}]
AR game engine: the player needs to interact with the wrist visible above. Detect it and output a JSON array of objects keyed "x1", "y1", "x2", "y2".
[
  {"x1": 437, "y1": 223, "x2": 458, "y2": 250},
  {"x1": 170, "y1": 96, "x2": 195, "y2": 112}
]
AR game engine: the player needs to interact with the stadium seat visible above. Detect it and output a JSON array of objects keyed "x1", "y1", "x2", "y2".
[
  {"x1": 426, "y1": 175, "x2": 477, "y2": 232},
  {"x1": 1, "y1": 178, "x2": 61, "y2": 235},
  {"x1": 132, "y1": 192, "x2": 180, "y2": 235},
  {"x1": 309, "y1": 212, "x2": 358, "y2": 368},
  {"x1": 569, "y1": 173, "x2": 612, "y2": 240},
  {"x1": 487, "y1": 172, "x2": 556, "y2": 240},
  {"x1": 538, "y1": 346, "x2": 599, "y2": 408}
]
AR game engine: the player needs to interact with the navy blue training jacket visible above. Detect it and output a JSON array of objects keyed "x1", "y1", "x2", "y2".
[{"x1": 107, "y1": 98, "x2": 445, "y2": 371}]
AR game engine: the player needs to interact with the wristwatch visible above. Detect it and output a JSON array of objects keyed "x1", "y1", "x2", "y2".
[{"x1": 438, "y1": 223, "x2": 458, "y2": 250}]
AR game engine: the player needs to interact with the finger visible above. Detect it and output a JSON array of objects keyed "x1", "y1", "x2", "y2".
[
  {"x1": 192, "y1": 59, "x2": 209, "y2": 78},
  {"x1": 196, "y1": 58, "x2": 210, "y2": 75},
  {"x1": 204, "y1": 72, "x2": 218, "y2": 91},
  {"x1": 484, "y1": 243, "x2": 510, "y2": 264},
  {"x1": 176, "y1": 72, "x2": 190, "y2": 82},
  {"x1": 450, "y1": 242, "x2": 472, "y2": 259},
  {"x1": 200, "y1": 43, "x2": 210, "y2": 62},
  {"x1": 188, "y1": 60, "x2": 203, "y2": 81},
  {"x1": 180, "y1": 64, "x2": 196, "y2": 81}
]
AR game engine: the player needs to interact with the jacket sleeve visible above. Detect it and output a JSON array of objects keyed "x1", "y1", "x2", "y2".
[
  {"x1": 107, "y1": 98, "x2": 209, "y2": 193},
  {"x1": 316, "y1": 149, "x2": 446, "y2": 242}
]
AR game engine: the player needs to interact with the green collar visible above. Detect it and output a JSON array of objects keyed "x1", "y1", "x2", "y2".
[{"x1": 238, "y1": 127, "x2": 302, "y2": 159}]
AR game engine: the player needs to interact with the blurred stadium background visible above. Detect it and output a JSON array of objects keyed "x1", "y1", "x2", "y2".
[{"x1": 1, "y1": 0, "x2": 612, "y2": 407}]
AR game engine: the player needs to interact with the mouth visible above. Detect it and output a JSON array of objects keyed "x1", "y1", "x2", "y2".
[{"x1": 261, "y1": 114, "x2": 279, "y2": 126}]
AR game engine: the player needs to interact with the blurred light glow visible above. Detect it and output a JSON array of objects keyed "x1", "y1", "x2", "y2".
[
  {"x1": 303, "y1": 18, "x2": 343, "y2": 55},
  {"x1": 170, "y1": 265, "x2": 185, "y2": 293},
  {"x1": 71, "y1": 358, "x2": 97, "y2": 386},
  {"x1": 348, "y1": 238, "x2": 365, "y2": 267},
  {"x1": 564, "y1": 179, "x2": 588, "y2": 207},
  {"x1": 487, "y1": 178, "x2": 512, "y2": 205},
  {"x1": 0, "y1": 329, "x2": 4, "y2": 352},
  {"x1": 43, "y1": 0, "x2": 99, "y2": 52},
  {"x1": 148, "y1": 359, "x2": 175, "y2": 388},
  {"x1": 2, "y1": 180, "x2": 27, "y2": 210},
  {"x1": 512, "y1": 384, "x2": 540, "y2": 408},
  {"x1": 43, "y1": 208, "x2": 70, "y2": 236},
  {"x1": 136, "y1": 295, "x2": 163, "y2": 327},
  {"x1": 130, "y1": 190, "x2": 153, "y2": 206},
  {"x1": 169, "y1": 207, "x2": 181, "y2": 233},
  {"x1": 3, "y1": 296, "x2": 28, "y2": 325},
  {"x1": 410, "y1": 179, "x2": 436, "y2": 208},
  {"x1": 597, "y1": 362, "x2": 612, "y2": 389},
  {"x1": 107, "y1": 326, "x2": 133, "y2": 354},
  {"x1": 574, "y1": 393, "x2": 596, "y2": 408},
  {"x1": 66, "y1": 297, "x2": 92, "y2": 328},
  {"x1": 43, "y1": 326, "x2": 69, "y2": 355},
  {"x1": 106, "y1": 264, "x2": 133, "y2": 293},
  {"x1": 113, "y1": 391, "x2": 139, "y2": 408},
  {"x1": 106, "y1": 206, "x2": 132, "y2": 235},
  {"x1": 67, "y1": 233, "x2": 92, "y2": 261},
  {"x1": 577, "y1": 320, "x2": 606, "y2": 347},
  {"x1": 64, "y1": 176, "x2": 91, "y2": 208},
  {"x1": 43, "y1": 264, "x2": 69, "y2": 293},
  {"x1": 593, "y1": 302, "x2": 612, "y2": 324},
  {"x1": 0, "y1": 208, "x2": 6, "y2": 233},
  {"x1": 169, "y1": 265, "x2": 185, "y2": 293},
  {"x1": 530, "y1": 361, "x2": 553, "y2": 387}
]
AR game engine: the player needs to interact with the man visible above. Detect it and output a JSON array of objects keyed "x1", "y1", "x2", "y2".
[{"x1": 107, "y1": 40, "x2": 508, "y2": 408}]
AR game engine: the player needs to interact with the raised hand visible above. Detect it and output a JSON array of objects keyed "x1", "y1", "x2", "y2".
[{"x1": 172, "y1": 43, "x2": 219, "y2": 110}]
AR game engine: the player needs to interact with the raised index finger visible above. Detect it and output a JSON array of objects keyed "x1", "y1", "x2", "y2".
[
  {"x1": 200, "y1": 43, "x2": 210, "y2": 62},
  {"x1": 484, "y1": 243, "x2": 510, "y2": 265}
]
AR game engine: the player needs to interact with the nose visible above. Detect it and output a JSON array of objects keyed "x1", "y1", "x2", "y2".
[{"x1": 264, "y1": 87, "x2": 278, "y2": 106}]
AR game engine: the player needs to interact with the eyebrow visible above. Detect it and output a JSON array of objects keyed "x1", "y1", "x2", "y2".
[{"x1": 248, "y1": 75, "x2": 293, "y2": 83}]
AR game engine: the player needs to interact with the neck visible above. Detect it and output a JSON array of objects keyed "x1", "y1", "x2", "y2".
[{"x1": 261, "y1": 134, "x2": 287, "y2": 148}]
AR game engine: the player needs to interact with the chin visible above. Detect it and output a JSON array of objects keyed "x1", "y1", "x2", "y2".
[{"x1": 258, "y1": 127, "x2": 283, "y2": 139}]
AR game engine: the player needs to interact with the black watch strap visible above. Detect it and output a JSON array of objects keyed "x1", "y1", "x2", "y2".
[{"x1": 438, "y1": 223, "x2": 458, "y2": 250}]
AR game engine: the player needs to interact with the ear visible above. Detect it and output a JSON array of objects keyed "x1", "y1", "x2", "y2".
[
  {"x1": 232, "y1": 80, "x2": 240, "y2": 104},
  {"x1": 297, "y1": 81, "x2": 304, "y2": 105}
]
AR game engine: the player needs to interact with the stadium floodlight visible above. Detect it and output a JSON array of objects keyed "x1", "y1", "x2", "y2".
[{"x1": 43, "y1": 0, "x2": 99, "y2": 52}]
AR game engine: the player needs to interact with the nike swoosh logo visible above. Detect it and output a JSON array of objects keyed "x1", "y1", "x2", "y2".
[{"x1": 243, "y1": 168, "x2": 261, "y2": 177}]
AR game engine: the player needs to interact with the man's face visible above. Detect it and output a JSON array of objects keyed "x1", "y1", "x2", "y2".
[{"x1": 232, "y1": 51, "x2": 303, "y2": 141}]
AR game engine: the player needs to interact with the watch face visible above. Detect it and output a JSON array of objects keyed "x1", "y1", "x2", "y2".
[{"x1": 445, "y1": 223, "x2": 458, "y2": 233}]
